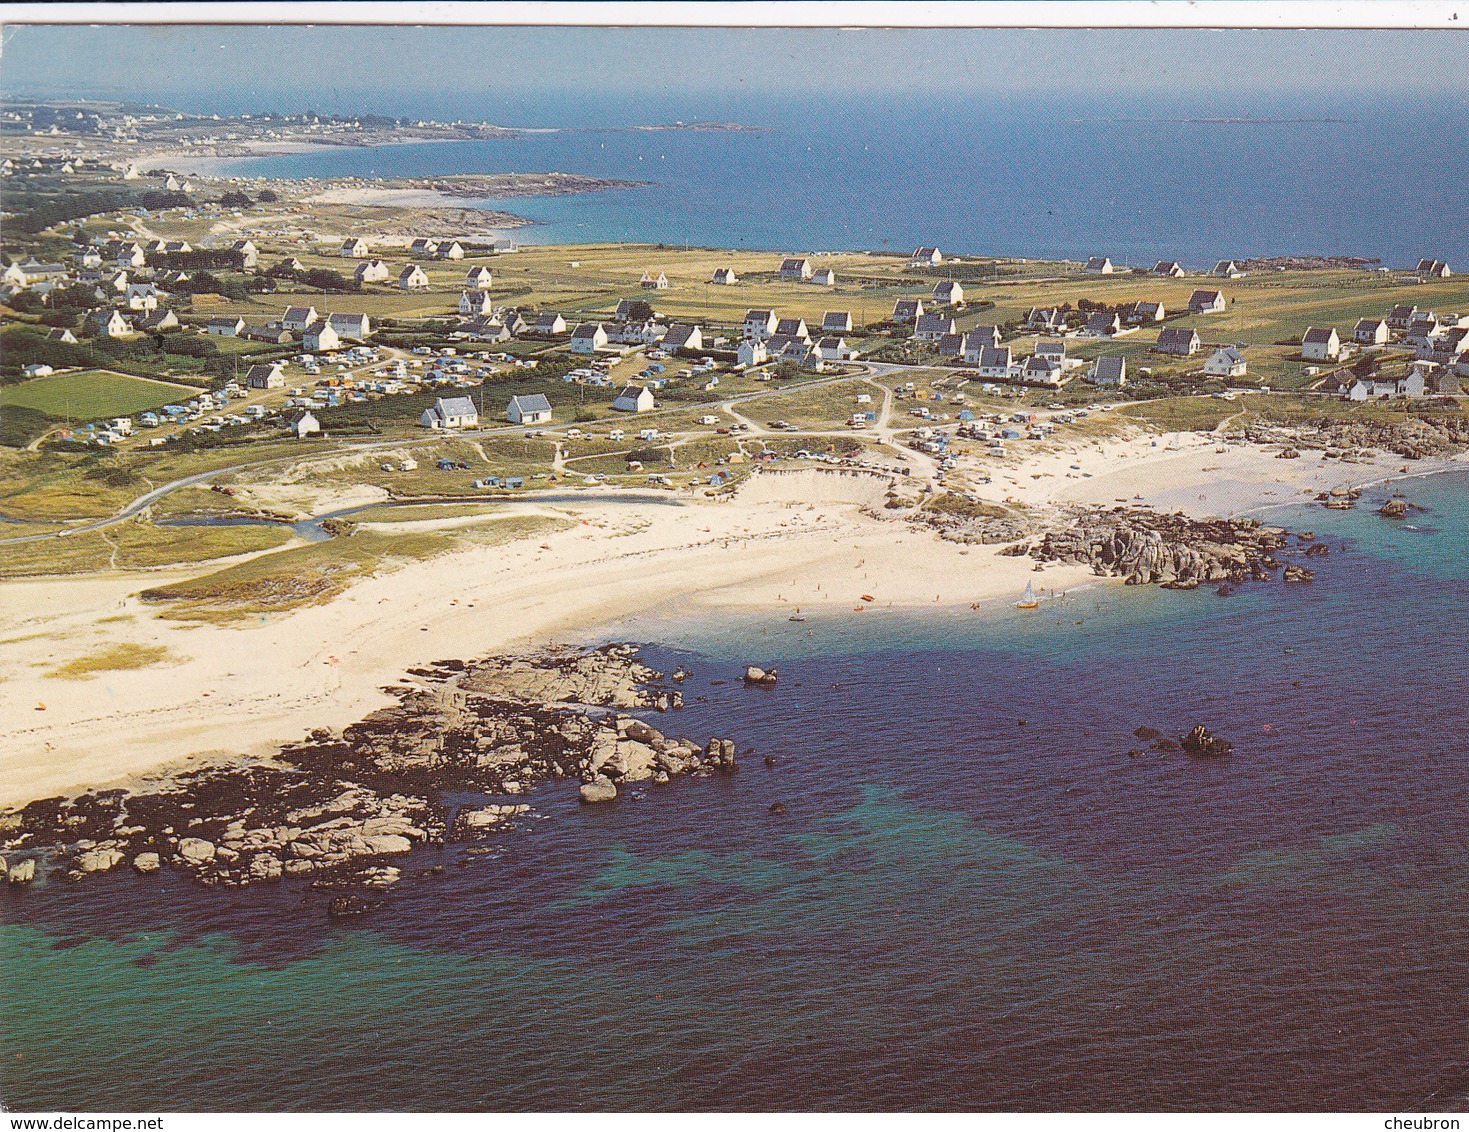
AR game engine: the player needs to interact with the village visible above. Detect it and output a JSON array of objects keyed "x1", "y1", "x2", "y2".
[{"x1": 2, "y1": 141, "x2": 1468, "y2": 593}]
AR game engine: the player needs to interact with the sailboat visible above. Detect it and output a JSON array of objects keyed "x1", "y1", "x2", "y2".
[{"x1": 1016, "y1": 580, "x2": 1040, "y2": 609}]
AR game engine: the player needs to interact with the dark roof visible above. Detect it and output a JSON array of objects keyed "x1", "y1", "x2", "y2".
[
  {"x1": 1302, "y1": 327, "x2": 1337, "y2": 344},
  {"x1": 1092, "y1": 355, "x2": 1126, "y2": 381},
  {"x1": 510, "y1": 393, "x2": 552, "y2": 413}
]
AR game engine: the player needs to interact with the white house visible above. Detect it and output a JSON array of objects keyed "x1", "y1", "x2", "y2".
[
  {"x1": 1035, "y1": 339, "x2": 1067, "y2": 363},
  {"x1": 931, "y1": 280, "x2": 965, "y2": 306},
  {"x1": 303, "y1": 320, "x2": 340, "y2": 352},
  {"x1": 779, "y1": 257, "x2": 813, "y2": 280},
  {"x1": 816, "y1": 336, "x2": 857, "y2": 361},
  {"x1": 245, "y1": 362, "x2": 286, "y2": 389},
  {"x1": 1301, "y1": 326, "x2": 1341, "y2": 362},
  {"x1": 354, "y1": 258, "x2": 391, "y2": 284},
  {"x1": 506, "y1": 393, "x2": 552, "y2": 424},
  {"x1": 1416, "y1": 258, "x2": 1453, "y2": 279},
  {"x1": 774, "y1": 317, "x2": 810, "y2": 342},
  {"x1": 1354, "y1": 318, "x2": 1390, "y2": 346},
  {"x1": 206, "y1": 316, "x2": 245, "y2": 337},
  {"x1": 822, "y1": 311, "x2": 853, "y2": 333},
  {"x1": 1213, "y1": 260, "x2": 1245, "y2": 279},
  {"x1": 286, "y1": 409, "x2": 320, "y2": 439},
  {"x1": 892, "y1": 298, "x2": 925, "y2": 323},
  {"x1": 231, "y1": 239, "x2": 258, "y2": 268},
  {"x1": 914, "y1": 312, "x2": 956, "y2": 341},
  {"x1": 1016, "y1": 356, "x2": 1065, "y2": 386},
  {"x1": 1087, "y1": 354, "x2": 1127, "y2": 386},
  {"x1": 420, "y1": 395, "x2": 479, "y2": 429},
  {"x1": 570, "y1": 322, "x2": 610, "y2": 354},
  {"x1": 1129, "y1": 300, "x2": 1166, "y2": 324},
  {"x1": 811, "y1": 267, "x2": 836, "y2": 287},
  {"x1": 328, "y1": 312, "x2": 372, "y2": 341},
  {"x1": 973, "y1": 345, "x2": 1014, "y2": 379},
  {"x1": 711, "y1": 267, "x2": 739, "y2": 285},
  {"x1": 338, "y1": 238, "x2": 369, "y2": 258},
  {"x1": 435, "y1": 240, "x2": 465, "y2": 260},
  {"x1": 611, "y1": 384, "x2": 655, "y2": 412},
  {"x1": 398, "y1": 265, "x2": 430, "y2": 291},
  {"x1": 1188, "y1": 289, "x2": 1227, "y2": 313},
  {"x1": 459, "y1": 290, "x2": 493, "y2": 316},
  {"x1": 1156, "y1": 327, "x2": 1201, "y2": 356},
  {"x1": 738, "y1": 339, "x2": 769, "y2": 367},
  {"x1": 465, "y1": 266, "x2": 494, "y2": 289},
  {"x1": 22, "y1": 363, "x2": 54, "y2": 378},
  {"x1": 662, "y1": 323, "x2": 703, "y2": 353},
  {"x1": 743, "y1": 309, "x2": 778, "y2": 340},
  {"x1": 1082, "y1": 311, "x2": 1122, "y2": 337},
  {"x1": 1203, "y1": 346, "x2": 1248, "y2": 378},
  {"x1": 1153, "y1": 260, "x2": 1185, "y2": 277},
  {"x1": 909, "y1": 247, "x2": 943, "y2": 267},
  {"x1": 1085, "y1": 256, "x2": 1114, "y2": 274},
  {"x1": 529, "y1": 313, "x2": 568, "y2": 335},
  {"x1": 640, "y1": 271, "x2": 669, "y2": 290}
]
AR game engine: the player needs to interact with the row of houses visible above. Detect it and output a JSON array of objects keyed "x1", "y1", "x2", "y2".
[{"x1": 338, "y1": 236, "x2": 517, "y2": 259}]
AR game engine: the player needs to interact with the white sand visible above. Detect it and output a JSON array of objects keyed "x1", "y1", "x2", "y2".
[{"x1": 3, "y1": 436, "x2": 1460, "y2": 810}]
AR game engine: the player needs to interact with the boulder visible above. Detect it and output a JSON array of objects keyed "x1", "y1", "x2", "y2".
[
  {"x1": 249, "y1": 854, "x2": 284, "y2": 881},
  {"x1": 7, "y1": 859, "x2": 35, "y2": 884},
  {"x1": 177, "y1": 837, "x2": 216, "y2": 864},
  {"x1": 77, "y1": 848, "x2": 124, "y2": 873},
  {"x1": 743, "y1": 666, "x2": 778, "y2": 686},
  {"x1": 362, "y1": 834, "x2": 413, "y2": 855},
  {"x1": 1378, "y1": 498, "x2": 1409, "y2": 518},
  {"x1": 132, "y1": 852, "x2": 162, "y2": 874},
  {"x1": 579, "y1": 777, "x2": 618, "y2": 804}
]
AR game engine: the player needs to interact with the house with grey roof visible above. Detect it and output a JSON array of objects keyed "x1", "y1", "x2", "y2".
[
  {"x1": 420, "y1": 396, "x2": 479, "y2": 430},
  {"x1": 1153, "y1": 260, "x2": 1185, "y2": 277},
  {"x1": 1301, "y1": 326, "x2": 1341, "y2": 361},
  {"x1": 1203, "y1": 346, "x2": 1247, "y2": 378},
  {"x1": 1213, "y1": 260, "x2": 1244, "y2": 278},
  {"x1": 892, "y1": 297, "x2": 925, "y2": 323},
  {"x1": 506, "y1": 394, "x2": 552, "y2": 425},
  {"x1": 822, "y1": 310, "x2": 853, "y2": 333},
  {"x1": 931, "y1": 280, "x2": 965, "y2": 306},
  {"x1": 778, "y1": 257, "x2": 813, "y2": 280},
  {"x1": 1188, "y1": 288, "x2": 1226, "y2": 313},
  {"x1": 1156, "y1": 327, "x2": 1201, "y2": 356},
  {"x1": 662, "y1": 323, "x2": 704, "y2": 353},
  {"x1": 1354, "y1": 317, "x2": 1390, "y2": 346},
  {"x1": 914, "y1": 312, "x2": 957, "y2": 340},
  {"x1": 1087, "y1": 354, "x2": 1127, "y2": 386},
  {"x1": 611, "y1": 385, "x2": 655, "y2": 412},
  {"x1": 1085, "y1": 256, "x2": 1114, "y2": 274}
]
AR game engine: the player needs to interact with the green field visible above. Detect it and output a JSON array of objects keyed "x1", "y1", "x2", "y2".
[{"x1": 0, "y1": 370, "x2": 197, "y2": 420}]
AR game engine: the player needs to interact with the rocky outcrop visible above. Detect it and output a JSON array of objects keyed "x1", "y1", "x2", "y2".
[
  {"x1": 743, "y1": 666, "x2": 778, "y2": 687},
  {"x1": 1282, "y1": 564, "x2": 1314, "y2": 583},
  {"x1": 1180, "y1": 725, "x2": 1233, "y2": 757},
  {"x1": 2, "y1": 646, "x2": 738, "y2": 899},
  {"x1": 1030, "y1": 508, "x2": 1290, "y2": 589},
  {"x1": 7, "y1": 858, "x2": 35, "y2": 884},
  {"x1": 1378, "y1": 498, "x2": 1410, "y2": 518}
]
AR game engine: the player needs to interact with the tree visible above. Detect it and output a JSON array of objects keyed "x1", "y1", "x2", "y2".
[
  {"x1": 219, "y1": 190, "x2": 253, "y2": 208},
  {"x1": 256, "y1": 188, "x2": 278, "y2": 203}
]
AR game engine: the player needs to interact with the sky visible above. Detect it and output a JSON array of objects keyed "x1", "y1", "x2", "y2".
[{"x1": 1, "y1": 24, "x2": 1467, "y2": 115}]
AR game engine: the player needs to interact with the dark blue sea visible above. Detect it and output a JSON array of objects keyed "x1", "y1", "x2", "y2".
[
  {"x1": 3, "y1": 470, "x2": 1469, "y2": 1111},
  {"x1": 205, "y1": 92, "x2": 1469, "y2": 267}
]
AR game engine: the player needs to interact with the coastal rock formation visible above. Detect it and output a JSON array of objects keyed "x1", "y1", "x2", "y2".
[
  {"x1": 1180, "y1": 726, "x2": 1233, "y2": 757},
  {"x1": 1282, "y1": 564, "x2": 1314, "y2": 583},
  {"x1": 1, "y1": 646, "x2": 737, "y2": 898},
  {"x1": 743, "y1": 666, "x2": 778, "y2": 687},
  {"x1": 1378, "y1": 498, "x2": 1410, "y2": 518},
  {"x1": 7, "y1": 859, "x2": 35, "y2": 884},
  {"x1": 579, "y1": 778, "x2": 618, "y2": 804},
  {"x1": 1029, "y1": 508, "x2": 1289, "y2": 589}
]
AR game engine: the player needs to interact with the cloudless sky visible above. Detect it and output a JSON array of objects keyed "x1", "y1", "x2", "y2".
[{"x1": 1, "y1": 25, "x2": 1467, "y2": 114}]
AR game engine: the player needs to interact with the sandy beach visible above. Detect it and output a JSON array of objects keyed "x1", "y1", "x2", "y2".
[{"x1": 2, "y1": 439, "x2": 1460, "y2": 812}]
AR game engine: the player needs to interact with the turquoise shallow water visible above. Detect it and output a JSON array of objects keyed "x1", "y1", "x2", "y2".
[{"x1": 3, "y1": 471, "x2": 1469, "y2": 1111}]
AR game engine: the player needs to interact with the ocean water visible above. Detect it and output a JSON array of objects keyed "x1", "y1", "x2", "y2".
[
  {"x1": 206, "y1": 93, "x2": 1469, "y2": 266},
  {"x1": 3, "y1": 471, "x2": 1469, "y2": 1111}
]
